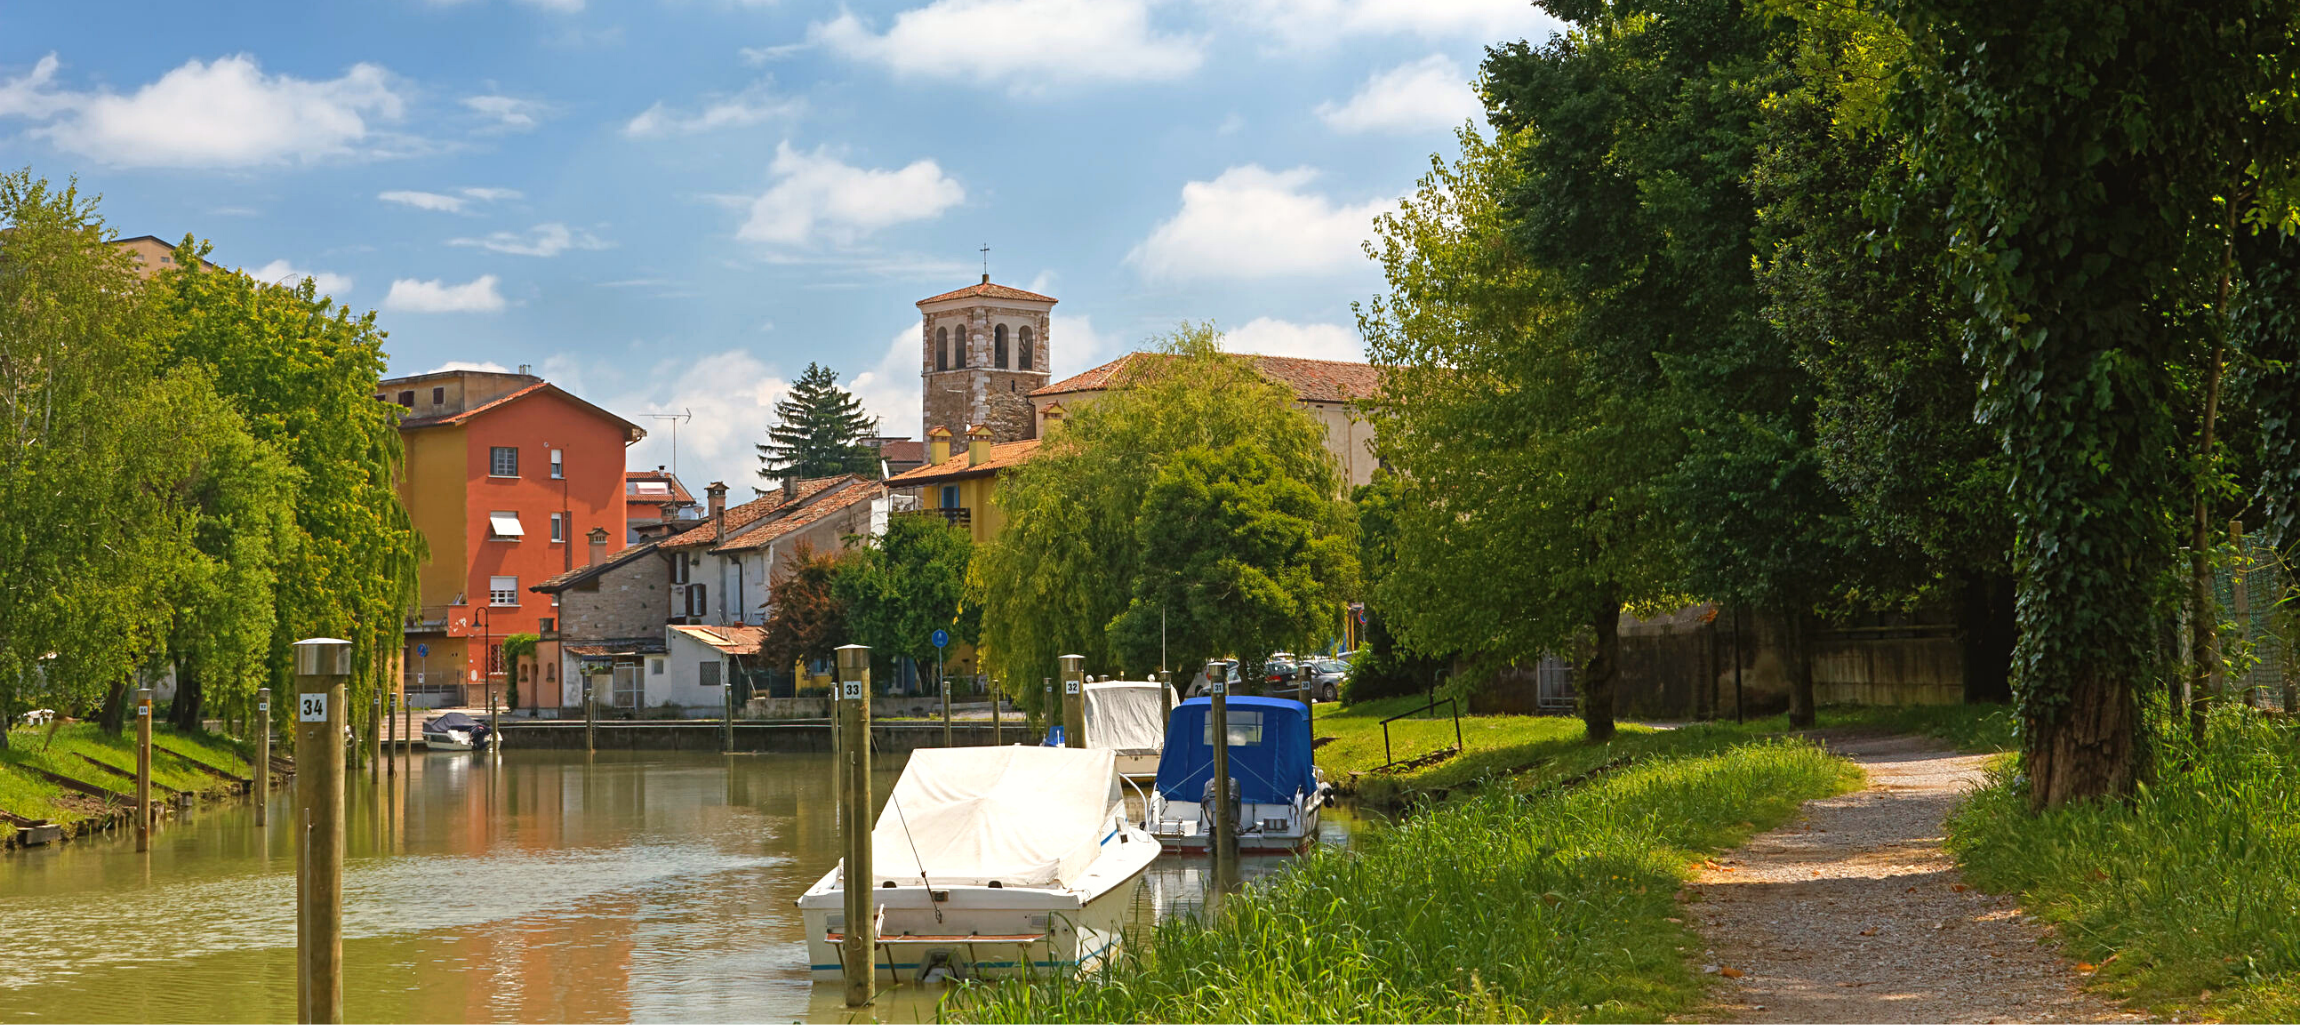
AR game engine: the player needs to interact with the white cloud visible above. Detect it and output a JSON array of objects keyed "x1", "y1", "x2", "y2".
[
  {"x1": 1223, "y1": 317, "x2": 1364, "y2": 362},
  {"x1": 450, "y1": 223, "x2": 611, "y2": 257},
  {"x1": 1316, "y1": 55, "x2": 1480, "y2": 134},
  {"x1": 1227, "y1": 0, "x2": 1563, "y2": 45},
  {"x1": 430, "y1": 360, "x2": 513, "y2": 373},
  {"x1": 0, "y1": 53, "x2": 407, "y2": 168},
  {"x1": 249, "y1": 259, "x2": 353, "y2": 297},
  {"x1": 813, "y1": 0, "x2": 1203, "y2": 93},
  {"x1": 738, "y1": 142, "x2": 965, "y2": 247},
  {"x1": 847, "y1": 326, "x2": 928, "y2": 437},
  {"x1": 588, "y1": 350, "x2": 794, "y2": 493},
  {"x1": 624, "y1": 81, "x2": 802, "y2": 137},
  {"x1": 1128, "y1": 165, "x2": 1388, "y2": 282},
  {"x1": 377, "y1": 186, "x2": 522, "y2": 213},
  {"x1": 463, "y1": 94, "x2": 546, "y2": 132},
  {"x1": 384, "y1": 275, "x2": 506, "y2": 313}
]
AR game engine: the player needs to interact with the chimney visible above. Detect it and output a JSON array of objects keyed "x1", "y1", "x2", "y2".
[
  {"x1": 927, "y1": 425, "x2": 953, "y2": 465},
  {"x1": 586, "y1": 526, "x2": 610, "y2": 566},
  {"x1": 517, "y1": 363, "x2": 533, "y2": 376},
  {"x1": 706, "y1": 481, "x2": 728, "y2": 538},
  {"x1": 967, "y1": 423, "x2": 993, "y2": 467},
  {"x1": 981, "y1": 272, "x2": 990, "y2": 284},
  {"x1": 1039, "y1": 401, "x2": 1066, "y2": 432}
]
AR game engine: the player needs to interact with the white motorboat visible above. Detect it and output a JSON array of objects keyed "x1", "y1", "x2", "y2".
[
  {"x1": 1148, "y1": 696, "x2": 1329, "y2": 854},
  {"x1": 797, "y1": 746, "x2": 1159, "y2": 985},
  {"x1": 420, "y1": 711, "x2": 491, "y2": 751},
  {"x1": 1082, "y1": 679, "x2": 1177, "y2": 783}
]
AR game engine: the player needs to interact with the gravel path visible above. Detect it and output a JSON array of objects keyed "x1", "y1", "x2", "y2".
[{"x1": 1684, "y1": 734, "x2": 2148, "y2": 1024}]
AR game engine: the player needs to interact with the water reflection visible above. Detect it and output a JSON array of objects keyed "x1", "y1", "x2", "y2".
[{"x1": 0, "y1": 748, "x2": 1357, "y2": 1024}]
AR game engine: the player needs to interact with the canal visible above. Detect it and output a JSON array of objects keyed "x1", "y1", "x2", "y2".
[{"x1": 0, "y1": 748, "x2": 1361, "y2": 1023}]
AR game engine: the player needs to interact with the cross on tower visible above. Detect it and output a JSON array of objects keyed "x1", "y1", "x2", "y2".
[{"x1": 979, "y1": 243, "x2": 990, "y2": 280}]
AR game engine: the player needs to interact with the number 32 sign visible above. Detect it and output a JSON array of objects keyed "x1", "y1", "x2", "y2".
[{"x1": 299, "y1": 693, "x2": 329, "y2": 722}]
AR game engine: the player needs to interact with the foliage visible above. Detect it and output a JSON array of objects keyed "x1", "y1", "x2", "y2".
[
  {"x1": 1947, "y1": 712, "x2": 2300, "y2": 1021},
  {"x1": 500, "y1": 632, "x2": 538, "y2": 710},
  {"x1": 756, "y1": 362, "x2": 878, "y2": 487},
  {"x1": 950, "y1": 739, "x2": 1858, "y2": 1024},
  {"x1": 757, "y1": 542, "x2": 852, "y2": 670},
  {"x1": 837, "y1": 513, "x2": 977, "y2": 670},
  {"x1": 0, "y1": 722, "x2": 255, "y2": 824},
  {"x1": 1342, "y1": 471, "x2": 1448, "y2": 701},
  {"x1": 974, "y1": 324, "x2": 1345, "y2": 710}
]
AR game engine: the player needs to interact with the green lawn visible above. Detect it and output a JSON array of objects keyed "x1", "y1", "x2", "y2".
[{"x1": 1, "y1": 723, "x2": 254, "y2": 827}]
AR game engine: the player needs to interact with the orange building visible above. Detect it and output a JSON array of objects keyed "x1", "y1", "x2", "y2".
[{"x1": 385, "y1": 367, "x2": 645, "y2": 709}]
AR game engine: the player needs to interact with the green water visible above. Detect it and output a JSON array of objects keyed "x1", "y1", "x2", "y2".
[{"x1": 0, "y1": 748, "x2": 1357, "y2": 1023}]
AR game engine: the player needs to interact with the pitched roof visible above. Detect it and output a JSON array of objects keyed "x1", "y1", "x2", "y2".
[
  {"x1": 625, "y1": 470, "x2": 695, "y2": 506},
  {"x1": 669, "y1": 624, "x2": 767, "y2": 656},
  {"x1": 396, "y1": 381, "x2": 646, "y2": 442},
  {"x1": 660, "y1": 475, "x2": 852, "y2": 551},
  {"x1": 875, "y1": 439, "x2": 925, "y2": 464},
  {"x1": 531, "y1": 540, "x2": 660, "y2": 593},
  {"x1": 883, "y1": 438, "x2": 1043, "y2": 487},
  {"x1": 711, "y1": 480, "x2": 882, "y2": 553},
  {"x1": 1029, "y1": 351, "x2": 1381, "y2": 405},
  {"x1": 916, "y1": 279, "x2": 1059, "y2": 306}
]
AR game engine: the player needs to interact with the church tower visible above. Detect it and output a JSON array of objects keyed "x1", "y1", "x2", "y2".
[{"x1": 917, "y1": 275, "x2": 1056, "y2": 443}]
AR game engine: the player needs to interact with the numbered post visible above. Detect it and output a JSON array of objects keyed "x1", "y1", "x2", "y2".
[
  {"x1": 293, "y1": 638, "x2": 351, "y2": 1025},
  {"x1": 1210, "y1": 662, "x2": 1239, "y2": 899},
  {"x1": 584, "y1": 683, "x2": 596, "y2": 753},
  {"x1": 489, "y1": 696, "x2": 501, "y2": 758},
  {"x1": 256, "y1": 687, "x2": 271, "y2": 827},
  {"x1": 834, "y1": 644, "x2": 875, "y2": 1008},
  {"x1": 135, "y1": 688, "x2": 153, "y2": 853},
  {"x1": 1059, "y1": 655, "x2": 1085, "y2": 750},
  {"x1": 723, "y1": 673, "x2": 736, "y2": 753}
]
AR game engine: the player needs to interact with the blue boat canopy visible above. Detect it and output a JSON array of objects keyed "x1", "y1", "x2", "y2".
[{"x1": 1153, "y1": 696, "x2": 1317, "y2": 804}]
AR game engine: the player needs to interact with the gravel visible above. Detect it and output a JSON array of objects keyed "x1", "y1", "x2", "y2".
[{"x1": 1682, "y1": 733, "x2": 2151, "y2": 1024}]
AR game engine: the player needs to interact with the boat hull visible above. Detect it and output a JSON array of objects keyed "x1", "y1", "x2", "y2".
[
  {"x1": 1114, "y1": 751, "x2": 1160, "y2": 783},
  {"x1": 421, "y1": 730, "x2": 484, "y2": 751},
  {"x1": 1150, "y1": 796, "x2": 1324, "y2": 855}
]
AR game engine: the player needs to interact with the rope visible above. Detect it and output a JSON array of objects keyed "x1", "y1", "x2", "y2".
[{"x1": 887, "y1": 791, "x2": 943, "y2": 924}]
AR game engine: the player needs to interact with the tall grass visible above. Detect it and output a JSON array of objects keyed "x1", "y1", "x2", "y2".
[
  {"x1": 949, "y1": 739, "x2": 1860, "y2": 1024},
  {"x1": 1947, "y1": 709, "x2": 2300, "y2": 1021},
  {"x1": 0, "y1": 724, "x2": 253, "y2": 825}
]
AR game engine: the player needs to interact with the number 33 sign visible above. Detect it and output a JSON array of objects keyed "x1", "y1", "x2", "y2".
[{"x1": 299, "y1": 693, "x2": 329, "y2": 722}]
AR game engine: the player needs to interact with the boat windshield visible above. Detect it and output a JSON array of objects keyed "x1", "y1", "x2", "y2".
[{"x1": 1201, "y1": 710, "x2": 1263, "y2": 746}]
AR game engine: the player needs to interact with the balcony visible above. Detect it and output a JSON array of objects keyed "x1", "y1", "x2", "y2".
[{"x1": 901, "y1": 507, "x2": 970, "y2": 529}]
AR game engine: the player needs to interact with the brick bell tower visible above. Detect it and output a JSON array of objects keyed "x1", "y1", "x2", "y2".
[{"x1": 918, "y1": 274, "x2": 1055, "y2": 443}]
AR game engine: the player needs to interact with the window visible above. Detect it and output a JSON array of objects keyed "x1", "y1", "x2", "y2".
[
  {"x1": 488, "y1": 643, "x2": 506, "y2": 675},
  {"x1": 940, "y1": 485, "x2": 959, "y2": 509},
  {"x1": 489, "y1": 511, "x2": 524, "y2": 539},
  {"x1": 1203, "y1": 709, "x2": 1264, "y2": 746},
  {"x1": 936, "y1": 327, "x2": 949, "y2": 371},
  {"x1": 550, "y1": 449, "x2": 564, "y2": 479},
  {"x1": 994, "y1": 324, "x2": 1009, "y2": 369},
  {"x1": 490, "y1": 446, "x2": 519, "y2": 477},
  {"x1": 650, "y1": 658, "x2": 665, "y2": 677},
  {"x1": 699, "y1": 661, "x2": 722, "y2": 688},
  {"x1": 685, "y1": 583, "x2": 708, "y2": 618},
  {"x1": 398, "y1": 391, "x2": 415, "y2": 407},
  {"x1": 954, "y1": 325, "x2": 968, "y2": 365},
  {"x1": 549, "y1": 513, "x2": 565, "y2": 543},
  {"x1": 1019, "y1": 326, "x2": 1034, "y2": 370},
  {"x1": 545, "y1": 663, "x2": 556, "y2": 682},
  {"x1": 489, "y1": 576, "x2": 519, "y2": 606},
  {"x1": 671, "y1": 554, "x2": 690, "y2": 585},
  {"x1": 432, "y1": 386, "x2": 445, "y2": 405}
]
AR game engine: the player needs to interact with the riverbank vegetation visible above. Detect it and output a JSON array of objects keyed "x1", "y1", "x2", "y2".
[
  {"x1": 0, "y1": 724, "x2": 255, "y2": 830},
  {"x1": 952, "y1": 738, "x2": 1859, "y2": 1023},
  {"x1": 1947, "y1": 712, "x2": 2300, "y2": 1022}
]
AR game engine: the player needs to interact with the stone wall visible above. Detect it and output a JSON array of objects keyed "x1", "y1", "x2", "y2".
[{"x1": 558, "y1": 549, "x2": 669, "y2": 641}]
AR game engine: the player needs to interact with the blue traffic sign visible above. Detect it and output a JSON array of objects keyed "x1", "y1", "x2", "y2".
[
  {"x1": 930, "y1": 629, "x2": 950, "y2": 650},
  {"x1": 415, "y1": 643, "x2": 429, "y2": 658}
]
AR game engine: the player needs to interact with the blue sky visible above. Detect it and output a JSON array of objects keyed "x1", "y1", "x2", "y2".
[{"x1": 0, "y1": 0, "x2": 1562, "y2": 491}]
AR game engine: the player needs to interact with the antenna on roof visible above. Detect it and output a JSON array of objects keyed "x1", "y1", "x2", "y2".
[
  {"x1": 979, "y1": 242, "x2": 990, "y2": 284},
  {"x1": 647, "y1": 409, "x2": 694, "y2": 479}
]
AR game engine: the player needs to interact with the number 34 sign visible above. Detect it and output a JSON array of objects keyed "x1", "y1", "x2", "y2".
[{"x1": 299, "y1": 693, "x2": 329, "y2": 722}]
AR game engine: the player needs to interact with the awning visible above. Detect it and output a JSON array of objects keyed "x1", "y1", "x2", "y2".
[{"x1": 489, "y1": 512, "x2": 525, "y2": 537}]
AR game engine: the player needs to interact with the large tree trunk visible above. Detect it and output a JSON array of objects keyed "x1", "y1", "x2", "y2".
[
  {"x1": 1581, "y1": 587, "x2": 1621, "y2": 743},
  {"x1": 1960, "y1": 574, "x2": 2017, "y2": 704},
  {"x1": 168, "y1": 664, "x2": 204, "y2": 733},
  {"x1": 98, "y1": 681, "x2": 128, "y2": 733},
  {"x1": 2025, "y1": 669, "x2": 2143, "y2": 810},
  {"x1": 1785, "y1": 610, "x2": 1816, "y2": 729}
]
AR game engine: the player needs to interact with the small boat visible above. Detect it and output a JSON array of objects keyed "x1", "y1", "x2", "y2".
[
  {"x1": 797, "y1": 746, "x2": 1159, "y2": 985},
  {"x1": 1082, "y1": 679, "x2": 1178, "y2": 783},
  {"x1": 1147, "y1": 696, "x2": 1329, "y2": 855},
  {"x1": 421, "y1": 711, "x2": 491, "y2": 751}
]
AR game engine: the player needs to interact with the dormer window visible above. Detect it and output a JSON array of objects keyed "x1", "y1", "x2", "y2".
[{"x1": 432, "y1": 386, "x2": 445, "y2": 405}]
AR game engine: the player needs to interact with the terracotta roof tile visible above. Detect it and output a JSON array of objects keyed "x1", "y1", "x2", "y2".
[
  {"x1": 1028, "y1": 351, "x2": 1381, "y2": 405},
  {"x1": 711, "y1": 480, "x2": 882, "y2": 553},
  {"x1": 625, "y1": 470, "x2": 695, "y2": 505},
  {"x1": 916, "y1": 280, "x2": 1059, "y2": 306},
  {"x1": 660, "y1": 491, "x2": 784, "y2": 550},
  {"x1": 395, "y1": 381, "x2": 646, "y2": 440},
  {"x1": 532, "y1": 540, "x2": 661, "y2": 592},
  {"x1": 669, "y1": 624, "x2": 767, "y2": 655},
  {"x1": 883, "y1": 438, "x2": 1043, "y2": 486}
]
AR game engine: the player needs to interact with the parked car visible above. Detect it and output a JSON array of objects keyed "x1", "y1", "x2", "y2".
[
  {"x1": 1274, "y1": 659, "x2": 1346, "y2": 703},
  {"x1": 1185, "y1": 659, "x2": 1243, "y2": 698}
]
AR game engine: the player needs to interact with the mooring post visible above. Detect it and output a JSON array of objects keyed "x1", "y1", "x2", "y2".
[
  {"x1": 368, "y1": 691, "x2": 382, "y2": 785},
  {"x1": 1060, "y1": 655, "x2": 1085, "y2": 749},
  {"x1": 723, "y1": 676, "x2": 735, "y2": 753},
  {"x1": 384, "y1": 690, "x2": 396, "y2": 775},
  {"x1": 1159, "y1": 670, "x2": 1174, "y2": 723},
  {"x1": 1210, "y1": 665, "x2": 1239, "y2": 898},
  {"x1": 584, "y1": 684, "x2": 596, "y2": 753},
  {"x1": 256, "y1": 687, "x2": 272, "y2": 827},
  {"x1": 293, "y1": 637, "x2": 350, "y2": 1025},
  {"x1": 489, "y1": 696, "x2": 501, "y2": 758},
  {"x1": 135, "y1": 688, "x2": 153, "y2": 853},
  {"x1": 992, "y1": 678, "x2": 1002, "y2": 746},
  {"x1": 941, "y1": 662, "x2": 954, "y2": 748},
  {"x1": 835, "y1": 644, "x2": 875, "y2": 1008},
  {"x1": 1042, "y1": 679, "x2": 1053, "y2": 742}
]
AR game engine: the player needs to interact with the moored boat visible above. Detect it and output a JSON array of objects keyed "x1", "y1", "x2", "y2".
[
  {"x1": 797, "y1": 745, "x2": 1159, "y2": 985},
  {"x1": 420, "y1": 711, "x2": 490, "y2": 751},
  {"x1": 1147, "y1": 696, "x2": 1328, "y2": 854},
  {"x1": 1082, "y1": 679, "x2": 1177, "y2": 783}
]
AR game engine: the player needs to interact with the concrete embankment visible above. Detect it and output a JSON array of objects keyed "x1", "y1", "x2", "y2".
[{"x1": 496, "y1": 719, "x2": 1034, "y2": 753}]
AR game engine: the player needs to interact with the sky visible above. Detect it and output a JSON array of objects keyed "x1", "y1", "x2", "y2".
[{"x1": 0, "y1": 0, "x2": 1565, "y2": 493}]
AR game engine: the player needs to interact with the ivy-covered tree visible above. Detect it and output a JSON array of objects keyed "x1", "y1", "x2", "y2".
[
  {"x1": 758, "y1": 362, "x2": 878, "y2": 487},
  {"x1": 838, "y1": 513, "x2": 978, "y2": 682}
]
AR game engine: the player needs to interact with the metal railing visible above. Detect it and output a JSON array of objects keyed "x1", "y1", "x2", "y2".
[
  {"x1": 1379, "y1": 694, "x2": 1464, "y2": 771},
  {"x1": 899, "y1": 507, "x2": 970, "y2": 528}
]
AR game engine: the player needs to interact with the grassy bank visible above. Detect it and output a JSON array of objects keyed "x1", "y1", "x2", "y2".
[
  {"x1": 0, "y1": 723, "x2": 255, "y2": 829},
  {"x1": 1946, "y1": 710, "x2": 2300, "y2": 1022},
  {"x1": 950, "y1": 738, "x2": 1861, "y2": 1023}
]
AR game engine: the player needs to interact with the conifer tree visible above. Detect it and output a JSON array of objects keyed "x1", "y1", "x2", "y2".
[{"x1": 756, "y1": 362, "x2": 879, "y2": 485}]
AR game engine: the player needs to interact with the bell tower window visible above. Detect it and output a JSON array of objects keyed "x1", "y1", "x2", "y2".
[
  {"x1": 1019, "y1": 326, "x2": 1034, "y2": 370},
  {"x1": 994, "y1": 324, "x2": 1009, "y2": 369},
  {"x1": 936, "y1": 326, "x2": 949, "y2": 371},
  {"x1": 955, "y1": 325, "x2": 969, "y2": 366}
]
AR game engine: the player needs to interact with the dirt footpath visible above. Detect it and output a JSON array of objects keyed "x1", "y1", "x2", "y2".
[{"x1": 1684, "y1": 734, "x2": 2148, "y2": 1024}]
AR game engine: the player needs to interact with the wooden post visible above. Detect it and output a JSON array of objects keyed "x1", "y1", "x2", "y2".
[
  {"x1": 489, "y1": 696, "x2": 501, "y2": 757},
  {"x1": 256, "y1": 687, "x2": 271, "y2": 827},
  {"x1": 991, "y1": 677, "x2": 1002, "y2": 746},
  {"x1": 368, "y1": 692, "x2": 382, "y2": 784},
  {"x1": 723, "y1": 672, "x2": 736, "y2": 753},
  {"x1": 293, "y1": 638, "x2": 351, "y2": 1025},
  {"x1": 1060, "y1": 655, "x2": 1085, "y2": 749},
  {"x1": 1210, "y1": 667, "x2": 1238, "y2": 897},
  {"x1": 835, "y1": 644, "x2": 875, "y2": 1008},
  {"x1": 584, "y1": 683, "x2": 596, "y2": 753},
  {"x1": 1042, "y1": 679, "x2": 1053, "y2": 742},
  {"x1": 941, "y1": 660, "x2": 953, "y2": 748},
  {"x1": 384, "y1": 690, "x2": 396, "y2": 774},
  {"x1": 135, "y1": 688, "x2": 153, "y2": 853},
  {"x1": 1159, "y1": 671, "x2": 1174, "y2": 723}
]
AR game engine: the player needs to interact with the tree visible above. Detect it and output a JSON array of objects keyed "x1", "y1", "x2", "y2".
[
  {"x1": 1107, "y1": 442, "x2": 1358, "y2": 683},
  {"x1": 500, "y1": 633, "x2": 539, "y2": 710},
  {"x1": 758, "y1": 542, "x2": 852, "y2": 670},
  {"x1": 757, "y1": 363, "x2": 878, "y2": 487},
  {"x1": 838, "y1": 514, "x2": 978, "y2": 682},
  {"x1": 1343, "y1": 470, "x2": 1450, "y2": 700}
]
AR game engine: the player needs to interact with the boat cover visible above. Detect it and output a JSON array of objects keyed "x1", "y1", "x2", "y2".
[
  {"x1": 870, "y1": 746, "x2": 1121, "y2": 889},
  {"x1": 424, "y1": 712, "x2": 484, "y2": 733},
  {"x1": 1082, "y1": 681, "x2": 1174, "y2": 756},
  {"x1": 1154, "y1": 696, "x2": 1317, "y2": 805}
]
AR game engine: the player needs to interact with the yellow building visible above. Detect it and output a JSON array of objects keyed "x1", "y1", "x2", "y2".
[{"x1": 881, "y1": 424, "x2": 1040, "y2": 545}]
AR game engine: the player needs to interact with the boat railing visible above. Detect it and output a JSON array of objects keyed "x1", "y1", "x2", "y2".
[{"x1": 1377, "y1": 694, "x2": 1464, "y2": 772}]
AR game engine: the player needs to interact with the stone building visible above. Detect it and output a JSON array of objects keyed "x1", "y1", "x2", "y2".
[
  {"x1": 529, "y1": 529, "x2": 673, "y2": 712},
  {"x1": 918, "y1": 276, "x2": 1055, "y2": 443}
]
